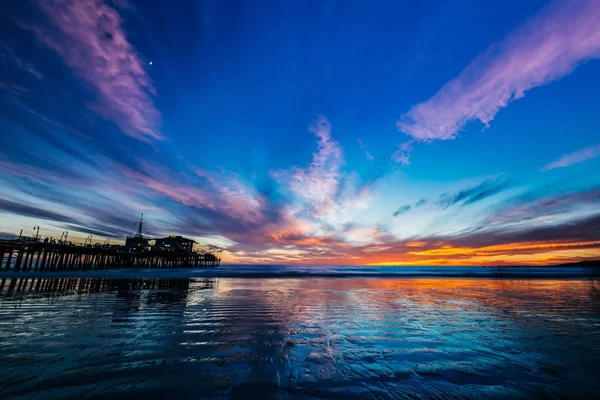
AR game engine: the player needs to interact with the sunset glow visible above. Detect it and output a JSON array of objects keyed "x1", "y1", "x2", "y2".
[{"x1": 1, "y1": 0, "x2": 599, "y2": 266}]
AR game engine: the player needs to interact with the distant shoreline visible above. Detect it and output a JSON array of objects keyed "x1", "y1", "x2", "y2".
[
  {"x1": 499, "y1": 260, "x2": 600, "y2": 268},
  {"x1": 0, "y1": 260, "x2": 599, "y2": 279}
]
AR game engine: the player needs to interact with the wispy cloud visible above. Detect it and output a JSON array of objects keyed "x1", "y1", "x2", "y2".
[
  {"x1": 267, "y1": 117, "x2": 377, "y2": 244},
  {"x1": 393, "y1": 204, "x2": 411, "y2": 217},
  {"x1": 488, "y1": 186, "x2": 600, "y2": 225},
  {"x1": 0, "y1": 198, "x2": 79, "y2": 225},
  {"x1": 397, "y1": 0, "x2": 600, "y2": 141},
  {"x1": 0, "y1": 81, "x2": 30, "y2": 96},
  {"x1": 438, "y1": 178, "x2": 510, "y2": 209},
  {"x1": 391, "y1": 141, "x2": 412, "y2": 165},
  {"x1": 25, "y1": 0, "x2": 162, "y2": 141},
  {"x1": 357, "y1": 138, "x2": 374, "y2": 161},
  {"x1": 3, "y1": 2, "x2": 599, "y2": 266},
  {"x1": 191, "y1": 167, "x2": 266, "y2": 224},
  {"x1": 288, "y1": 116, "x2": 343, "y2": 216},
  {"x1": 234, "y1": 212, "x2": 600, "y2": 266},
  {"x1": 0, "y1": 43, "x2": 42, "y2": 79},
  {"x1": 118, "y1": 161, "x2": 267, "y2": 224},
  {"x1": 392, "y1": 197, "x2": 427, "y2": 218},
  {"x1": 543, "y1": 144, "x2": 600, "y2": 170}
]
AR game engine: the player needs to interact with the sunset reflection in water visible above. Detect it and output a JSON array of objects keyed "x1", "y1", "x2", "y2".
[{"x1": 1, "y1": 277, "x2": 599, "y2": 399}]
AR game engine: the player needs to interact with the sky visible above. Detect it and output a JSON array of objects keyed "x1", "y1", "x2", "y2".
[{"x1": 1, "y1": 0, "x2": 599, "y2": 266}]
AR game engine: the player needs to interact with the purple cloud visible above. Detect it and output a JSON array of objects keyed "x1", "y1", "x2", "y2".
[
  {"x1": 116, "y1": 161, "x2": 267, "y2": 225},
  {"x1": 397, "y1": 0, "x2": 600, "y2": 141},
  {"x1": 488, "y1": 186, "x2": 600, "y2": 225},
  {"x1": 26, "y1": 0, "x2": 162, "y2": 141},
  {"x1": 543, "y1": 144, "x2": 600, "y2": 170}
]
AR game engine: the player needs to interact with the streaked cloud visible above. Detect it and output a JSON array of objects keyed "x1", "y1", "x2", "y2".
[
  {"x1": 233, "y1": 212, "x2": 600, "y2": 266},
  {"x1": 357, "y1": 138, "x2": 374, "y2": 161},
  {"x1": 488, "y1": 186, "x2": 600, "y2": 226},
  {"x1": 117, "y1": 161, "x2": 267, "y2": 225},
  {"x1": 0, "y1": 198, "x2": 79, "y2": 225},
  {"x1": 0, "y1": 43, "x2": 42, "y2": 79},
  {"x1": 392, "y1": 198, "x2": 427, "y2": 219},
  {"x1": 25, "y1": 0, "x2": 162, "y2": 141},
  {"x1": 393, "y1": 204, "x2": 411, "y2": 217},
  {"x1": 0, "y1": 81, "x2": 30, "y2": 96},
  {"x1": 1, "y1": 1, "x2": 600, "y2": 267},
  {"x1": 543, "y1": 144, "x2": 600, "y2": 170},
  {"x1": 438, "y1": 178, "x2": 510, "y2": 209},
  {"x1": 397, "y1": 0, "x2": 600, "y2": 141},
  {"x1": 3, "y1": 119, "x2": 600, "y2": 265}
]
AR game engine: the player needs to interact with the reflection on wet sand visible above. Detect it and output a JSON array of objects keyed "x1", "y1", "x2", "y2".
[
  {"x1": 0, "y1": 276, "x2": 216, "y2": 297},
  {"x1": 1, "y1": 278, "x2": 600, "y2": 399}
]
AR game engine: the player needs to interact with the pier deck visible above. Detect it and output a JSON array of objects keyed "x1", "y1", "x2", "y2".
[{"x1": 0, "y1": 241, "x2": 220, "y2": 270}]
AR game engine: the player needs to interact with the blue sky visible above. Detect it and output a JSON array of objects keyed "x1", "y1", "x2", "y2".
[{"x1": 1, "y1": 0, "x2": 599, "y2": 265}]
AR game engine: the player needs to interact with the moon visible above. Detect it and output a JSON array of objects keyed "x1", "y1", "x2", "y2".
[{"x1": 149, "y1": 61, "x2": 153, "y2": 65}]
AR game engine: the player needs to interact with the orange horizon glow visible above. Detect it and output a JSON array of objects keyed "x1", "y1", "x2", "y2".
[{"x1": 221, "y1": 239, "x2": 600, "y2": 266}]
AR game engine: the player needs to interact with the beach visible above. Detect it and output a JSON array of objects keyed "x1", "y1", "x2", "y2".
[{"x1": 1, "y1": 270, "x2": 600, "y2": 399}]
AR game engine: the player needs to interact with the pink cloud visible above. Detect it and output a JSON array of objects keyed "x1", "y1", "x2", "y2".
[
  {"x1": 397, "y1": 0, "x2": 600, "y2": 141},
  {"x1": 270, "y1": 117, "x2": 379, "y2": 238},
  {"x1": 488, "y1": 187, "x2": 600, "y2": 225},
  {"x1": 117, "y1": 161, "x2": 267, "y2": 224},
  {"x1": 26, "y1": 0, "x2": 162, "y2": 141},
  {"x1": 542, "y1": 144, "x2": 600, "y2": 170},
  {"x1": 121, "y1": 168, "x2": 215, "y2": 209},
  {"x1": 190, "y1": 167, "x2": 266, "y2": 224}
]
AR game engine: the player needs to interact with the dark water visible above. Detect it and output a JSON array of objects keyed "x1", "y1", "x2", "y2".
[
  {"x1": 3, "y1": 264, "x2": 600, "y2": 278},
  {"x1": 1, "y1": 274, "x2": 600, "y2": 399}
]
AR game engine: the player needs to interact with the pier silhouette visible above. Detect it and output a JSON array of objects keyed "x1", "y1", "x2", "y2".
[
  {"x1": 0, "y1": 215, "x2": 220, "y2": 270},
  {"x1": 0, "y1": 241, "x2": 220, "y2": 270}
]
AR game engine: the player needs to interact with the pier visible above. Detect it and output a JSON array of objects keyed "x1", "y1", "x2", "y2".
[{"x1": 0, "y1": 240, "x2": 220, "y2": 270}]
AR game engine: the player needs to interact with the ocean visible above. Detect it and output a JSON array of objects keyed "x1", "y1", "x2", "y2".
[{"x1": 1, "y1": 266, "x2": 600, "y2": 399}]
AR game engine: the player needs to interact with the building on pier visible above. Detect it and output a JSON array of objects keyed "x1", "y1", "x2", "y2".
[
  {"x1": 154, "y1": 236, "x2": 196, "y2": 253},
  {"x1": 124, "y1": 236, "x2": 150, "y2": 252}
]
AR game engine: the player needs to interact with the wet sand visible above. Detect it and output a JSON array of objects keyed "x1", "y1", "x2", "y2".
[{"x1": 1, "y1": 277, "x2": 600, "y2": 399}]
